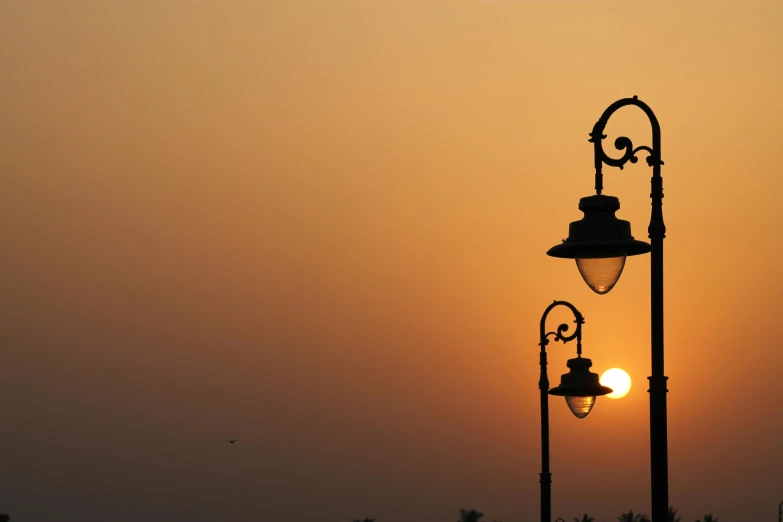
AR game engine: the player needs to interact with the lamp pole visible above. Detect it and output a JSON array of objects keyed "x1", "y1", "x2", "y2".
[
  {"x1": 538, "y1": 300, "x2": 612, "y2": 522},
  {"x1": 778, "y1": 500, "x2": 782, "y2": 522},
  {"x1": 546, "y1": 96, "x2": 667, "y2": 522},
  {"x1": 539, "y1": 301, "x2": 582, "y2": 522},
  {"x1": 590, "y1": 97, "x2": 667, "y2": 522}
]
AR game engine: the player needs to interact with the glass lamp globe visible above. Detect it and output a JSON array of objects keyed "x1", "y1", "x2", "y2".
[
  {"x1": 575, "y1": 255, "x2": 626, "y2": 294},
  {"x1": 565, "y1": 395, "x2": 597, "y2": 419}
]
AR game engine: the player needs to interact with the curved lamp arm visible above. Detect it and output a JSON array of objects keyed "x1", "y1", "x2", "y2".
[
  {"x1": 589, "y1": 95, "x2": 663, "y2": 194},
  {"x1": 539, "y1": 300, "x2": 584, "y2": 358},
  {"x1": 588, "y1": 95, "x2": 666, "y2": 241}
]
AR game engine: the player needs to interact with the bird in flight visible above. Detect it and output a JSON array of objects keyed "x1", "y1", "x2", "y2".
[{"x1": 225, "y1": 439, "x2": 238, "y2": 444}]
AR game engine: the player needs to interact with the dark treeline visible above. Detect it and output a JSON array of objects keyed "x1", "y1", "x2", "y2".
[
  {"x1": 352, "y1": 506, "x2": 720, "y2": 522},
  {"x1": 0, "y1": 506, "x2": 721, "y2": 521}
]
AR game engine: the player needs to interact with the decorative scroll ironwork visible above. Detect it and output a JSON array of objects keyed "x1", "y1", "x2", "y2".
[
  {"x1": 589, "y1": 134, "x2": 660, "y2": 171},
  {"x1": 589, "y1": 95, "x2": 664, "y2": 197},
  {"x1": 539, "y1": 300, "x2": 584, "y2": 357}
]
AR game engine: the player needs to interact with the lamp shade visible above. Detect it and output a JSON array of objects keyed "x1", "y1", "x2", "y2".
[
  {"x1": 546, "y1": 194, "x2": 651, "y2": 294},
  {"x1": 546, "y1": 194, "x2": 651, "y2": 260},
  {"x1": 549, "y1": 357, "x2": 613, "y2": 419}
]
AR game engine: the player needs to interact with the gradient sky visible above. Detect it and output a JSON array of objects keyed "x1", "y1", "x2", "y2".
[{"x1": 2, "y1": 2, "x2": 783, "y2": 522}]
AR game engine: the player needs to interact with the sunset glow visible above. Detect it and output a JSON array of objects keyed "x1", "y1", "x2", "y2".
[{"x1": 2, "y1": 2, "x2": 783, "y2": 522}]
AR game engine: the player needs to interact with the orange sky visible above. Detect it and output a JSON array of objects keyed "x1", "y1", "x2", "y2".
[{"x1": 2, "y1": 2, "x2": 783, "y2": 521}]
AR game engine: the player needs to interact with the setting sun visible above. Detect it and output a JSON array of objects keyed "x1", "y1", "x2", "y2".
[{"x1": 600, "y1": 368, "x2": 632, "y2": 399}]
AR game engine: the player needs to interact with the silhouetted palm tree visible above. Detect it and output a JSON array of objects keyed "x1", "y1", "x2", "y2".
[
  {"x1": 695, "y1": 515, "x2": 718, "y2": 522},
  {"x1": 669, "y1": 506, "x2": 681, "y2": 522},
  {"x1": 459, "y1": 508, "x2": 485, "y2": 522},
  {"x1": 575, "y1": 515, "x2": 594, "y2": 522},
  {"x1": 352, "y1": 518, "x2": 374, "y2": 522},
  {"x1": 0, "y1": 514, "x2": 9, "y2": 522},
  {"x1": 618, "y1": 511, "x2": 650, "y2": 522}
]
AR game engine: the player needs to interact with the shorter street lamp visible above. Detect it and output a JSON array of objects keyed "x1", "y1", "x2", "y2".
[{"x1": 538, "y1": 300, "x2": 613, "y2": 522}]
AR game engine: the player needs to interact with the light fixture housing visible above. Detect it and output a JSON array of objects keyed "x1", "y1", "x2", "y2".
[
  {"x1": 549, "y1": 357, "x2": 613, "y2": 419},
  {"x1": 546, "y1": 194, "x2": 651, "y2": 294}
]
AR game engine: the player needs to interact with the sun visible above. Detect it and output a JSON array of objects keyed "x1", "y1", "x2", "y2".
[{"x1": 600, "y1": 368, "x2": 632, "y2": 399}]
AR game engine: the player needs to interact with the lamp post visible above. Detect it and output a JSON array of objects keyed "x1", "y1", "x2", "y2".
[
  {"x1": 778, "y1": 500, "x2": 782, "y2": 522},
  {"x1": 546, "y1": 96, "x2": 667, "y2": 522},
  {"x1": 538, "y1": 300, "x2": 613, "y2": 522}
]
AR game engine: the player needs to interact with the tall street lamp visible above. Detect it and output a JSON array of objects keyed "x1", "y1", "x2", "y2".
[
  {"x1": 538, "y1": 300, "x2": 613, "y2": 522},
  {"x1": 546, "y1": 96, "x2": 668, "y2": 522}
]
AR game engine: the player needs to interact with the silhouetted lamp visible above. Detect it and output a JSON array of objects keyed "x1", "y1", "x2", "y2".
[
  {"x1": 546, "y1": 195, "x2": 650, "y2": 294},
  {"x1": 546, "y1": 96, "x2": 671, "y2": 522},
  {"x1": 549, "y1": 356, "x2": 612, "y2": 419},
  {"x1": 537, "y1": 300, "x2": 612, "y2": 522}
]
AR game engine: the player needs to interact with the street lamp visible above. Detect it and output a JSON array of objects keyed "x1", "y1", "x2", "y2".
[
  {"x1": 538, "y1": 300, "x2": 612, "y2": 522},
  {"x1": 546, "y1": 96, "x2": 668, "y2": 522}
]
